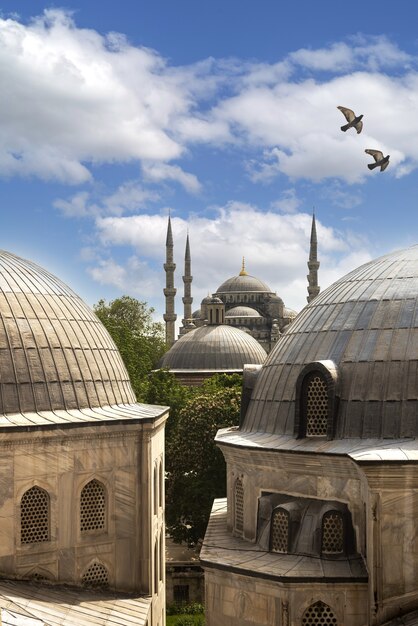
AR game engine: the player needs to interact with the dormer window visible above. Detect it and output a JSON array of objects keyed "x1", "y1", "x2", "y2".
[
  {"x1": 234, "y1": 477, "x2": 244, "y2": 534},
  {"x1": 322, "y1": 511, "x2": 344, "y2": 555},
  {"x1": 294, "y1": 361, "x2": 339, "y2": 439},
  {"x1": 270, "y1": 508, "x2": 289, "y2": 553}
]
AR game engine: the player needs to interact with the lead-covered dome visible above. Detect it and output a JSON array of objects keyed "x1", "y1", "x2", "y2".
[
  {"x1": 243, "y1": 246, "x2": 418, "y2": 439},
  {"x1": 216, "y1": 274, "x2": 272, "y2": 294},
  {"x1": 159, "y1": 325, "x2": 266, "y2": 371},
  {"x1": 0, "y1": 250, "x2": 135, "y2": 416}
]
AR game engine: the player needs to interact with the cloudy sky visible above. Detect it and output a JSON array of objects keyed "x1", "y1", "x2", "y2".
[{"x1": 0, "y1": 0, "x2": 417, "y2": 328}]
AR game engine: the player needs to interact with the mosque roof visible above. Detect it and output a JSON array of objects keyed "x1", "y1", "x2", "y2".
[
  {"x1": 242, "y1": 245, "x2": 418, "y2": 439},
  {"x1": 158, "y1": 324, "x2": 266, "y2": 371},
  {"x1": 216, "y1": 274, "x2": 272, "y2": 294},
  {"x1": 0, "y1": 250, "x2": 165, "y2": 426},
  {"x1": 225, "y1": 306, "x2": 262, "y2": 318}
]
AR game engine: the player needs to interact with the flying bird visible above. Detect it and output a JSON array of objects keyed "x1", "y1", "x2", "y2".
[
  {"x1": 337, "y1": 106, "x2": 363, "y2": 134},
  {"x1": 365, "y1": 149, "x2": 390, "y2": 172}
]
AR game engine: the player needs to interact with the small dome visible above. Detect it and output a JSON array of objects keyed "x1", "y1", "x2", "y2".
[
  {"x1": 226, "y1": 306, "x2": 262, "y2": 318},
  {"x1": 0, "y1": 250, "x2": 135, "y2": 416},
  {"x1": 216, "y1": 274, "x2": 272, "y2": 294},
  {"x1": 209, "y1": 296, "x2": 223, "y2": 304},
  {"x1": 243, "y1": 245, "x2": 418, "y2": 439},
  {"x1": 201, "y1": 295, "x2": 213, "y2": 305},
  {"x1": 158, "y1": 325, "x2": 266, "y2": 371},
  {"x1": 283, "y1": 307, "x2": 297, "y2": 318}
]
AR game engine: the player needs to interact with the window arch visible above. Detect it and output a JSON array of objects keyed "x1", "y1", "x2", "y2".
[
  {"x1": 154, "y1": 541, "x2": 159, "y2": 592},
  {"x1": 322, "y1": 511, "x2": 344, "y2": 555},
  {"x1": 302, "y1": 601, "x2": 337, "y2": 625},
  {"x1": 80, "y1": 479, "x2": 106, "y2": 533},
  {"x1": 154, "y1": 464, "x2": 158, "y2": 515},
  {"x1": 159, "y1": 461, "x2": 163, "y2": 509},
  {"x1": 81, "y1": 561, "x2": 109, "y2": 588},
  {"x1": 20, "y1": 486, "x2": 50, "y2": 544},
  {"x1": 295, "y1": 361, "x2": 339, "y2": 439},
  {"x1": 270, "y1": 508, "x2": 289, "y2": 553},
  {"x1": 234, "y1": 477, "x2": 244, "y2": 533}
]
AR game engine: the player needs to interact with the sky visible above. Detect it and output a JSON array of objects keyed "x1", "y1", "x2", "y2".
[{"x1": 1, "y1": 0, "x2": 418, "y2": 329}]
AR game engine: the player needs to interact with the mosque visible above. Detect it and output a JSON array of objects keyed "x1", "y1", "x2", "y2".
[
  {"x1": 160, "y1": 215, "x2": 320, "y2": 383},
  {"x1": 201, "y1": 244, "x2": 418, "y2": 626},
  {"x1": 0, "y1": 250, "x2": 167, "y2": 626}
]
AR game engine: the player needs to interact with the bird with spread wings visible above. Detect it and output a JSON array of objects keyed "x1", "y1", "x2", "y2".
[{"x1": 337, "y1": 106, "x2": 363, "y2": 134}]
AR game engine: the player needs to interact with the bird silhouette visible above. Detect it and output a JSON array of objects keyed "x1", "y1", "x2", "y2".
[
  {"x1": 337, "y1": 106, "x2": 363, "y2": 134},
  {"x1": 365, "y1": 149, "x2": 390, "y2": 172}
]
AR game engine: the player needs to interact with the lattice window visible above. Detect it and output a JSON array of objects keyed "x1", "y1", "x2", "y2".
[
  {"x1": 154, "y1": 465, "x2": 158, "y2": 515},
  {"x1": 80, "y1": 480, "x2": 106, "y2": 533},
  {"x1": 302, "y1": 601, "x2": 337, "y2": 625},
  {"x1": 159, "y1": 462, "x2": 163, "y2": 508},
  {"x1": 306, "y1": 373, "x2": 328, "y2": 436},
  {"x1": 271, "y1": 508, "x2": 289, "y2": 553},
  {"x1": 20, "y1": 486, "x2": 50, "y2": 544},
  {"x1": 81, "y1": 561, "x2": 109, "y2": 588},
  {"x1": 322, "y1": 512, "x2": 344, "y2": 554},
  {"x1": 235, "y1": 478, "x2": 244, "y2": 533}
]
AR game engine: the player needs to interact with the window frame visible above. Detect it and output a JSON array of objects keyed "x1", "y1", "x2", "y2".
[{"x1": 294, "y1": 360, "x2": 339, "y2": 440}]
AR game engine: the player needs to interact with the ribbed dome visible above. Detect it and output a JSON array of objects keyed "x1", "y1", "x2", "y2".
[
  {"x1": 216, "y1": 274, "x2": 272, "y2": 293},
  {"x1": 159, "y1": 325, "x2": 266, "y2": 371},
  {"x1": 0, "y1": 250, "x2": 135, "y2": 416},
  {"x1": 225, "y1": 306, "x2": 262, "y2": 318},
  {"x1": 243, "y1": 245, "x2": 418, "y2": 439}
]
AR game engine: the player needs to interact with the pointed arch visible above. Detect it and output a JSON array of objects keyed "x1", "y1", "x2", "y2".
[
  {"x1": 322, "y1": 510, "x2": 344, "y2": 555},
  {"x1": 81, "y1": 561, "x2": 109, "y2": 588},
  {"x1": 270, "y1": 507, "x2": 289, "y2": 553},
  {"x1": 20, "y1": 486, "x2": 50, "y2": 544},
  {"x1": 80, "y1": 479, "x2": 106, "y2": 533},
  {"x1": 302, "y1": 601, "x2": 337, "y2": 625},
  {"x1": 294, "y1": 361, "x2": 339, "y2": 439}
]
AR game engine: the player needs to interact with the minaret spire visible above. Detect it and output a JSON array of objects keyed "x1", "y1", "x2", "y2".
[
  {"x1": 180, "y1": 231, "x2": 193, "y2": 335},
  {"x1": 163, "y1": 215, "x2": 177, "y2": 346},
  {"x1": 307, "y1": 211, "x2": 320, "y2": 303}
]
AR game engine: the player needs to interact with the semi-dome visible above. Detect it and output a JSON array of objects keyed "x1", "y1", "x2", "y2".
[
  {"x1": 0, "y1": 250, "x2": 136, "y2": 417},
  {"x1": 243, "y1": 245, "x2": 418, "y2": 439},
  {"x1": 216, "y1": 274, "x2": 272, "y2": 294},
  {"x1": 225, "y1": 306, "x2": 262, "y2": 318},
  {"x1": 158, "y1": 325, "x2": 266, "y2": 371}
]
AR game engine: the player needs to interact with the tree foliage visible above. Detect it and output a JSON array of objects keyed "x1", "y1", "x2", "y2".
[
  {"x1": 94, "y1": 296, "x2": 166, "y2": 400},
  {"x1": 165, "y1": 375, "x2": 242, "y2": 546}
]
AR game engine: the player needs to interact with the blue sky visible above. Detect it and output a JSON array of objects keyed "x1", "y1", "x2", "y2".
[{"x1": 1, "y1": 1, "x2": 418, "y2": 326}]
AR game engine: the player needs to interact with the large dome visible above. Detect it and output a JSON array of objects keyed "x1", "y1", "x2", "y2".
[
  {"x1": 159, "y1": 325, "x2": 266, "y2": 371},
  {"x1": 0, "y1": 250, "x2": 135, "y2": 417},
  {"x1": 243, "y1": 245, "x2": 418, "y2": 439},
  {"x1": 216, "y1": 274, "x2": 272, "y2": 294}
]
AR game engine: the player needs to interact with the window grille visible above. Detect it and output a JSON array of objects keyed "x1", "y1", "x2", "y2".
[
  {"x1": 20, "y1": 486, "x2": 50, "y2": 544},
  {"x1": 81, "y1": 562, "x2": 109, "y2": 587},
  {"x1": 80, "y1": 479, "x2": 106, "y2": 533},
  {"x1": 302, "y1": 601, "x2": 337, "y2": 625},
  {"x1": 306, "y1": 374, "x2": 328, "y2": 436},
  {"x1": 159, "y1": 462, "x2": 163, "y2": 508},
  {"x1": 235, "y1": 478, "x2": 244, "y2": 533},
  {"x1": 322, "y1": 512, "x2": 344, "y2": 554},
  {"x1": 271, "y1": 508, "x2": 289, "y2": 553},
  {"x1": 154, "y1": 465, "x2": 158, "y2": 515}
]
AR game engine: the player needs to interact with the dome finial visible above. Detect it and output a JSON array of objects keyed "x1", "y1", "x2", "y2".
[{"x1": 239, "y1": 257, "x2": 248, "y2": 276}]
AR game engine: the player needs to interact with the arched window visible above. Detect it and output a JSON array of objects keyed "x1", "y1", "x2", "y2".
[
  {"x1": 302, "y1": 601, "x2": 337, "y2": 625},
  {"x1": 80, "y1": 479, "x2": 106, "y2": 533},
  {"x1": 159, "y1": 528, "x2": 164, "y2": 582},
  {"x1": 154, "y1": 541, "x2": 159, "y2": 592},
  {"x1": 234, "y1": 478, "x2": 244, "y2": 533},
  {"x1": 81, "y1": 561, "x2": 109, "y2": 588},
  {"x1": 322, "y1": 511, "x2": 344, "y2": 555},
  {"x1": 154, "y1": 465, "x2": 158, "y2": 515},
  {"x1": 270, "y1": 508, "x2": 289, "y2": 553},
  {"x1": 159, "y1": 461, "x2": 164, "y2": 509},
  {"x1": 21, "y1": 486, "x2": 50, "y2": 544},
  {"x1": 295, "y1": 361, "x2": 339, "y2": 440}
]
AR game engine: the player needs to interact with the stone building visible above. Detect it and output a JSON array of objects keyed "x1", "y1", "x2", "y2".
[
  {"x1": 201, "y1": 245, "x2": 418, "y2": 626},
  {"x1": 163, "y1": 215, "x2": 319, "y2": 352},
  {"x1": 0, "y1": 250, "x2": 168, "y2": 626},
  {"x1": 158, "y1": 296, "x2": 266, "y2": 385}
]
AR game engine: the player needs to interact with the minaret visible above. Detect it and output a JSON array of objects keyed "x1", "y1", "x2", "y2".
[
  {"x1": 307, "y1": 212, "x2": 320, "y2": 303},
  {"x1": 180, "y1": 232, "x2": 193, "y2": 335},
  {"x1": 163, "y1": 216, "x2": 177, "y2": 346}
]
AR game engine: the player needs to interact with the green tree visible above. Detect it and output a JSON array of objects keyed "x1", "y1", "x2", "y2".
[
  {"x1": 165, "y1": 375, "x2": 242, "y2": 547},
  {"x1": 144, "y1": 368, "x2": 193, "y2": 439},
  {"x1": 94, "y1": 296, "x2": 166, "y2": 400}
]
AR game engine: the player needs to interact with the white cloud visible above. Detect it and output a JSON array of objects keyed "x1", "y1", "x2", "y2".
[
  {"x1": 53, "y1": 180, "x2": 157, "y2": 217},
  {"x1": 142, "y1": 162, "x2": 201, "y2": 193},
  {"x1": 94, "y1": 204, "x2": 373, "y2": 312},
  {"x1": 87, "y1": 254, "x2": 162, "y2": 299},
  {"x1": 271, "y1": 188, "x2": 301, "y2": 214}
]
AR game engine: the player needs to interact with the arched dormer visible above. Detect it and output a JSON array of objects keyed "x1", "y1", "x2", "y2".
[
  {"x1": 270, "y1": 507, "x2": 289, "y2": 553},
  {"x1": 294, "y1": 360, "x2": 339, "y2": 439}
]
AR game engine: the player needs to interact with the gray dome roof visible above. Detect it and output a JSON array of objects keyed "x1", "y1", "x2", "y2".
[
  {"x1": 216, "y1": 274, "x2": 272, "y2": 294},
  {"x1": 0, "y1": 250, "x2": 135, "y2": 416},
  {"x1": 225, "y1": 306, "x2": 262, "y2": 318},
  {"x1": 243, "y1": 245, "x2": 418, "y2": 439},
  {"x1": 158, "y1": 325, "x2": 266, "y2": 371}
]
